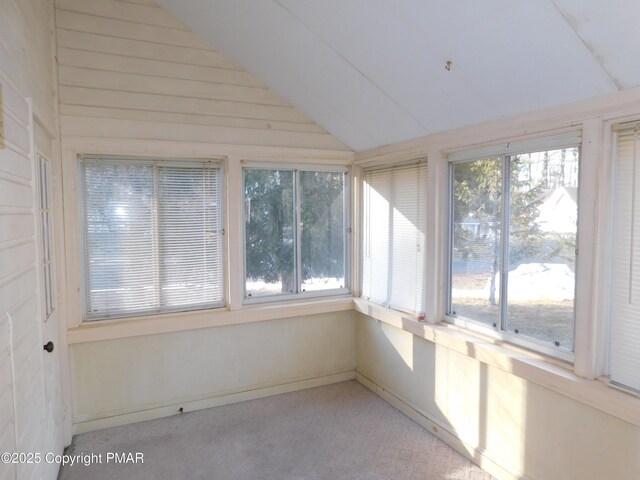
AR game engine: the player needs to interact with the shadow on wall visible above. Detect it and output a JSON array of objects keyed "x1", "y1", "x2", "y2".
[
  {"x1": 357, "y1": 313, "x2": 640, "y2": 479},
  {"x1": 356, "y1": 312, "x2": 528, "y2": 477}
]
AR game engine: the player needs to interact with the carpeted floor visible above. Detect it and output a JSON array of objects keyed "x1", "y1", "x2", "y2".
[{"x1": 60, "y1": 381, "x2": 494, "y2": 479}]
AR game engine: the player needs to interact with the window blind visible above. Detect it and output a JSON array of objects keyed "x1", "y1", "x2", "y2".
[
  {"x1": 82, "y1": 159, "x2": 224, "y2": 320},
  {"x1": 610, "y1": 124, "x2": 640, "y2": 392},
  {"x1": 361, "y1": 161, "x2": 427, "y2": 314}
]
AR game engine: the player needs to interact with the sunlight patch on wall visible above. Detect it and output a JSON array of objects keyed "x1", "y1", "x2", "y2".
[{"x1": 380, "y1": 321, "x2": 414, "y2": 372}]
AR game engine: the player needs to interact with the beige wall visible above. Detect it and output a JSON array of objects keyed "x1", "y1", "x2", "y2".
[
  {"x1": 52, "y1": 3, "x2": 639, "y2": 479},
  {"x1": 356, "y1": 313, "x2": 640, "y2": 480},
  {"x1": 54, "y1": 0, "x2": 355, "y2": 434},
  {"x1": 54, "y1": 0, "x2": 348, "y2": 151},
  {"x1": 71, "y1": 311, "x2": 356, "y2": 431},
  {"x1": 1, "y1": 1, "x2": 65, "y2": 479}
]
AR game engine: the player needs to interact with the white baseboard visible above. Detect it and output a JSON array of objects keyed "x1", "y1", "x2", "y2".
[
  {"x1": 355, "y1": 372, "x2": 530, "y2": 480},
  {"x1": 74, "y1": 370, "x2": 356, "y2": 434}
]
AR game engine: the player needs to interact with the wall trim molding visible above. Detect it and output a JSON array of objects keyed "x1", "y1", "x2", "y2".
[
  {"x1": 61, "y1": 137, "x2": 354, "y2": 163},
  {"x1": 68, "y1": 297, "x2": 354, "y2": 344},
  {"x1": 356, "y1": 372, "x2": 529, "y2": 480},
  {"x1": 73, "y1": 370, "x2": 356, "y2": 434},
  {"x1": 71, "y1": 296, "x2": 640, "y2": 430}
]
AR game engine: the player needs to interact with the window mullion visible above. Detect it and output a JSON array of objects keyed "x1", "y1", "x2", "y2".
[
  {"x1": 202, "y1": 169, "x2": 208, "y2": 300},
  {"x1": 153, "y1": 165, "x2": 162, "y2": 309},
  {"x1": 344, "y1": 172, "x2": 350, "y2": 291},
  {"x1": 295, "y1": 170, "x2": 302, "y2": 294},
  {"x1": 499, "y1": 155, "x2": 511, "y2": 332},
  {"x1": 446, "y1": 162, "x2": 454, "y2": 316}
]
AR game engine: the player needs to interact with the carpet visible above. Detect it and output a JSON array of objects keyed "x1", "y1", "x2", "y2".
[{"x1": 59, "y1": 380, "x2": 494, "y2": 479}]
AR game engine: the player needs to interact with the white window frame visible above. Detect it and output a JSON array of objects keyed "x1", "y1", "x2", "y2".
[
  {"x1": 444, "y1": 134, "x2": 582, "y2": 362},
  {"x1": 37, "y1": 152, "x2": 56, "y2": 319},
  {"x1": 78, "y1": 154, "x2": 227, "y2": 321},
  {"x1": 242, "y1": 162, "x2": 351, "y2": 304}
]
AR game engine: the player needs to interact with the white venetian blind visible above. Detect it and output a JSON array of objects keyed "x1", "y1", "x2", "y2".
[
  {"x1": 610, "y1": 124, "x2": 640, "y2": 392},
  {"x1": 361, "y1": 160, "x2": 428, "y2": 314},
  {"x1": 82, "y1": 158, "x2": 224, "y2": 320}
]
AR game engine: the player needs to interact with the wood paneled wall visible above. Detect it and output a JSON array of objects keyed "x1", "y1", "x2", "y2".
[{"x1": 55, "y1": 0, "x2": 349, "y2": 151}]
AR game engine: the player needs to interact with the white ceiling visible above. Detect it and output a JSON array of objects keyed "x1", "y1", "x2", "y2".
[{"x1": 156, "y1": 0, "x2": 640, "y2": 152}]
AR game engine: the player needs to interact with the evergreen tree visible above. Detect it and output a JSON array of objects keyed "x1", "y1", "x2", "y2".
[
  {"x1": 452, "y1": 156, "x2": 546, "y2": 305},
  {"x1": 244, "y1": 169, "x2": 345, "y2": 293}
]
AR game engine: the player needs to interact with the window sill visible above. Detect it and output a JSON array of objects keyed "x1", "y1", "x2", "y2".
[
  {"x1": 243, "y1": 288, "x2": 351, "y2": 305},
  {"x1": 68, "y1": 296, "x2": 354, "y2": 344},
  {"x1": 444, "y1": 313, "x2": 574, "y2": 363},
  {"x1": 353, "y1": 298, "x2": 640, "y2": 428}
]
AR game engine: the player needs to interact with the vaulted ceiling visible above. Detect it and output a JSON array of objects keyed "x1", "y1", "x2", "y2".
[{"x1": 156, "y1": 0, "x2": 640, "y2": 152}]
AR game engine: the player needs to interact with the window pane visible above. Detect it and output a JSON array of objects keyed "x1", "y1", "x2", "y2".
[
  {"x1": 505, "y1": 148, "x2": 578, "y2": 349},
  {"x1": 84, "y1": 161, "x2": 224, "y2": 319},
  {"x1": 362, "y1": 163, "x2": 428, "y2": 314},
  {"x1": 450, "y1": 158, "x2": 502, "y2": 327},
  {"x1": 84, "y1": 164, "x2": 157, "y2": 317},
  {"x1": 158, "y1": 167, "x2": 224, "y2": 308},
  {"x1": 44, "y1": 264, "x2": 54, "y2": 317},
  {"x1": 362, "y1": 171, "x2": 392, "y2": 305},
  {"x1": 244, "y1": 169, "x2": 295, "y2": 297},
  {"x1": 38, "y1": 156, "x2": 55, "y2": 318},
  {"x1": 300, "y1": 171, "x2": 345, "y2": 292},
  {"x1": 41, "y1": 211, "x2": 51, "y2": 263},
  {"x1": 39, "y1": 156, "x2": 48, "y2": 210},
  {"x1": 610, "y1": 126, "x2": 640, "y2": 391}
]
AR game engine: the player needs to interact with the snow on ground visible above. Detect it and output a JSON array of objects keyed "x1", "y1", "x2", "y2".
[
  {"x1": 453, "y1": 263, "x2": 575, "y2": 302},
  {"x1": 246, "y1": 277, "x2": 344, "y2": 295}
]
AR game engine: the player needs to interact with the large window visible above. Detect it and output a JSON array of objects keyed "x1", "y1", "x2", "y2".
[
  {"x1": 361, "y1": 161, "x2": 428, "y2": 314},
  {"x1": 244, "y1": 166, "x2": 348, "y2": 300},
  {"x1": 610, "y1": 122, "x2": 640, "y2": 392},
  {"x1": 81, "y1": 156, "x2": 224, "y2": 320},
  {"x1": 448, "y1": 142, "x2": 579, "y2": 355}
]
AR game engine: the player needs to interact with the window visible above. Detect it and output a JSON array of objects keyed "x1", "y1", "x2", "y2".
[
  {"x1": 81, "y1": 156, "x2": 224, "y2": 320},
  {"x1": 38, "y1": 154, "x2": 55, "y2": 318},
  {"x1": 610, "y1": 122, "x2": 640, "y2": 392},
  {"x1": 361, "y1": 161, "x2": 428, "y2": 314},
  {"x1": 243, "y1": 166, "x2": 348, "y2": 299},
  {"x1": 447, "y1": 137, "x2": 580, "y2": 355}
]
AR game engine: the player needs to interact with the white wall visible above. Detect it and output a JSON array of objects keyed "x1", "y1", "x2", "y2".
[
  {"x1": 1, "y1": 0, "x2": 65, "y2": 479},
  {"x1": 11, "y1": 2, "x2": 638, "y2": 479},
  {"x1": 54, "y1": 0, "x2": 348, "y2": 151},
  {"x1": 349, "y1": 75, "x2": 640, "y2": 480},
  {"x1": 71, "y1": 311, "x2": 356, "y2": 432},
  {"x1": 356, "y1": 314, "x2": 640, "y2": 480},
  {"x1": 52, "y1": 5, "x2": 640, "y2": 480},
  {"x1": 54, "y1": 0, "x2": 355, "y2": 434}
]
